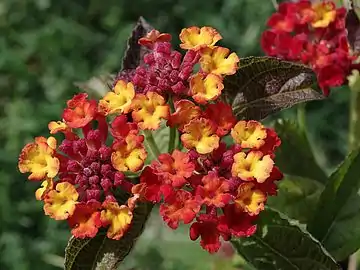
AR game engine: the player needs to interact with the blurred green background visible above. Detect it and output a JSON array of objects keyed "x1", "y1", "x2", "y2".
[{"x1": 0, "y1": 0, "x2": 349, "y2": 269}]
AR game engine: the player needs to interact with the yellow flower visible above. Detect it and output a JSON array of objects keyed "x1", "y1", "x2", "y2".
[
  {"x1": 190, "y1": 73, "x2": 224, "y2": 104},
  {"x1": 181, "y1": 118, "x2": 219, "y2": 154},
  {"x1": 101, "y1": 201, "x2": 133, "y2": 240},
  {"x1": 131, "y1": 92, "x2": 169, "y2": 130},
  {"x1": 235, "y1": 183, "x2": 266, "y2": 216},
  {"x1": 35, "y1": 178, "x2": 54, "y2": 200},
  {"x1": 99, "y1": 80, "x2": 135, "y2": 115},
  {"x1": 111, "y1": 134, "x2": 147, "y2": 172},
  {"x1": 179, "y1": 26, "x2": 222, "y2": 50},
  {"x1": 311, "y1": 2, "x2": 336, "y2": 28},
  {"x1": 200, "y1": 46, "x2": 239, "y2": 76},
  {"x1": 18, "y1": 136, "x2": 59, "y2": 181},
  {"x1": 231, "y1": 121, "x2": 267, "y2": 149},
  {"x1": 43, "y1": 182, "x2": 79, "y2": 220},
  {"x1": 231, "y1": 151, "x2": 274, "y2": 183}
]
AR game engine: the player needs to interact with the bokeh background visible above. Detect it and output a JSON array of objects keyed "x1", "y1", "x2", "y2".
[{"x1": 0, "y1": 0, "x2": 349, "y2": 269}]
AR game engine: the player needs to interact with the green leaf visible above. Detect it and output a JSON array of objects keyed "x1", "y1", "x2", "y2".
[
  {"x1": 308, "y1": 149, "x2": 360, "y2": 260},
  {"x1": 274, "y1": 120, "x2": 328, "y2": 184},
  {"x1": 222, "y1": 56, "x2": 324, "y2": 121},
  {"x1": 267, "y1": 175, "x2": 324, "y2": 223},
  {"x1": 64, "y1": 201, "x2": 153, "y2": 270},
  {"x1": 231, "y1": 208, "x2": 340, "y2": 270}
]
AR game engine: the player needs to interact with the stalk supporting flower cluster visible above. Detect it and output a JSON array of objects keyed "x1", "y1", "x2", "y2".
[
  {"x1": 18, "y1": 26, "x2": 283, "y2": 253},
  {"x1": 262, "y1": 0, "x2": 356, "y2": 96}
]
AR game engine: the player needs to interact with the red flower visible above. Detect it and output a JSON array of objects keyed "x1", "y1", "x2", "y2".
[
  {"x1": 132, "y1": 167, "x2": 172, "y2": 203},
  {"x1": 160, "y1": 190, "x2": 201, "y2": 229},
  {"x1": 189, "y1": 214, "x2": 225, "y2": 253},
  {"x1": 203, "y1": 102, "x2": 236, "y2": 137},
  {"x1": 62, "y1": 93, "x2": 97, "y2": 128},
  {"x1": 68, "y1": 201, "x2": 102, "y2": 238},
  {"x1": 218, "y1": 204, "x2": 257, "y2": 237},
  {"x1": 195, "y1": 172, "x2": 232, "y2": 207}
]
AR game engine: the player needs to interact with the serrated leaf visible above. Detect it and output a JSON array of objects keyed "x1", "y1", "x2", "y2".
[
  {"x1": 267, "y1": 175, "x2": 324, "y2": 223},
  {"x1": 121, "y1": 16, "x2": 153, "y2": 71},
  {"x1": 222, "y1": 56, "x2": 324, "y2": 121},
  {"x1": 231, "y1": 208, "x2": 340, "y2": 270},
  {"x1": 308, "y1": 149, "x2": 360, "y2": 260},
  {"x1": 274, "y1": 120, "x2": 328, "y2": 184},
  {"x1": 64, "y1": 201, "x2": 153, "y2": 270}
]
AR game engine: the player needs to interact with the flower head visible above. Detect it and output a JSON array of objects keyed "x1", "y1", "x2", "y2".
[
  {"x1": 231, "y1": 121, "x2": 267, "y2": 149},
  {"x1": 235, "y1": 183, "x2": 266, "y2": 216}
]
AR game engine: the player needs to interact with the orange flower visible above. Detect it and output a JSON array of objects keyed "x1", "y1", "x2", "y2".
[
  {"x1": 111, "y1": 134, "x2": 147, "y2": 172},
  {"x1": 99, "y1": 80, "x2": 135, "y2": 115},
  {"x1": 231, "y1": 121, "x2": 267, "y2": 149},
  {"x1": 179, "y1": 26, "x2": 222, "y2": 50},
  {"x1": 311, "y1": 2, "x2": 336, "y2": 28},
  {"x1": 43, "y1": 182, "x2": 79, "y2": 220},
  {"x1": 235, "y1": 183, "x2": 266, "y2": 216},
  {"x1": 138, "y1": 29, "x2": 172, "y2": 48},
  {"x1": 35, "y1": 178, "x2": 54, "y2": 200},
  {"x1": 62, "y1": 93, "x2": 97, "y2": 128},
  {"x1": 152, "y1": 150, "x2": 195, "y2": 188},
  {"x1": 181, "y1": 118, "x2": 219, "y2": 154},
  {"x1": 160, "y1": 190, "x2": 201, "y2": 229},
  {"x1": 131, "y1": 92, "x2": 169, "y2": 130},
  {"x1": 48, "y1": 121, "x2": 68, "y2": 134},
  {"x1": 100, "y1": 200, "x2": 133, "y2": 240},
  {"x1": 167, "y1": 99, "x2": 202, "y2": 131},
  {"x1": 190, "y1": 73, "x2": 224, "y2": 104},
  {"x1": 200, "y1": 46, "x2": 239, "y2": 76},
  {"x1": 18, "y1": 136, "x2": 59, "y2": 181},
  {"x1": 68, "y1": 201, "x2": 102, "y2": 238},
  {"x1": 231, "y1": 151, "x2": 274, "y2": 183},
  {"x1": 195, "y1": 172, "x2": 232, "y2": 207}
]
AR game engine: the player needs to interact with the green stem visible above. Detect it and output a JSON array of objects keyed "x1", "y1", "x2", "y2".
[
  {"x1": 349, "y1": 88, "x2": 360, "y2": 151},
  {"x1": 168, "y1": 96, "x2": 176, "y2": 153},
  {"x1": 143, "y1": 130, "x2": 161, "y2": 159},
  {"x1": 297, "y1": 103, "x2": 307, "y2": 133}
]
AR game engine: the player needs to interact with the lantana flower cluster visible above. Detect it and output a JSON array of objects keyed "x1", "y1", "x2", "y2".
[
  {"x1": 18, "y1": 26, "x2": 283, "y2": 253},
  {"x1": 261, "y1": 0, "x2": 356, "y2": 96}
]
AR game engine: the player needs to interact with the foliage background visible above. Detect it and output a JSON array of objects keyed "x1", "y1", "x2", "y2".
[{"x1": 0, "y1": 0, "x2": 349, "y2": 269}]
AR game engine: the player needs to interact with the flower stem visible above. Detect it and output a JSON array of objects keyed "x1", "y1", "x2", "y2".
[
  {"x1": 297, "y1": 103, "x2": 307, "y2": 133},
  {"x1": 349, "y1": 88, "x2": 360, "y2": 151},
  {"x1": 143, "y1": 130, "x2": 161, "y2": 159},
  {"x1": 168, "y1": 96, "x2": 177, "y2": 153}
]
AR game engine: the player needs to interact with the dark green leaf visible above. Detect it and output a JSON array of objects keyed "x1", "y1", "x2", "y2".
[
  {"x1": 64, "y1": 201, "x2": 153, "y2": 270},
  {"x1": 274, "y1": 120, "x2": 328, "y2": 184},
  {"x1": 308, "y1": 149, "x2": 360, "y2": 260},
  {"x1": 267, "y1": 175, "x2": 324, "y2": 223},
  {"x1": 231, "y1": 208, "x2": 340, "y2": 270},
  {"x1": 222, "y1": 56, "x2": 324, "y2": 120},
  {"x1": 121, "y1": 16, "x2": 153, "y2": 70}
]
